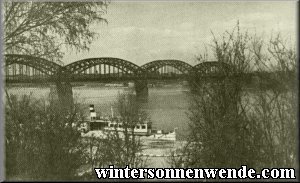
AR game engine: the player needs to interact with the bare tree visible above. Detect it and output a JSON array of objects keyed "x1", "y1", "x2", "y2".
[
  {"x1": 115, "y1": 93, "x2": 147, "y2": 166},
  {"x1": 250, "y1": 34, "x2": 297, "y2": 170},
  {"x1": 82, "y1": 93, "x2": 148, "y2": 180},
  {"x1": 171, "y1": 23, "x2": 298, "y2": 177},
  {"x1": 3, "y1": 1, "x2": 109, "y2": 62},
  {"x1": 186, "y1": 24, "x2": 255, "y2": 168}
]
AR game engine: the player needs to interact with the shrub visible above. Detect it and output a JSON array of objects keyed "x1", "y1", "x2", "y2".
[{"x1": 5, "y1": 93, "x2": 86, "y2": 181}]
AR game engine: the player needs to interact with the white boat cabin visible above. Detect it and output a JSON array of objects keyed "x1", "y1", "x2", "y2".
[{"x1": 88, "y1": 104, "x2": 152, "y2": 136}]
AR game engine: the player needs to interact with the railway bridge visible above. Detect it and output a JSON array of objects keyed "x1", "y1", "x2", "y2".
[{"x1": 4, "y1": 54, "x2": 231, "y2": 109}]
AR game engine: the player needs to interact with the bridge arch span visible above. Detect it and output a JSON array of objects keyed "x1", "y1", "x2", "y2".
[
  {"x1": 141, "y1": 59, "x2": 193, "y2": 74},
  {"x1": 192, "y1": 61, "x2": 232, "y2": 76},
  {"x1": 4, "y1": 54, "x2": 62, "y2": 75},
  {"x1": 64, "y1": 57, "x2": 144, "y2": 76}
]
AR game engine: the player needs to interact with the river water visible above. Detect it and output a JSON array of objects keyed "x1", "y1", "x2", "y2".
[
  {"x1": 7, "y1": 83, "x2": 284, "y2": 168},
  {"x1": 6, "y1": 82, "x2": 191, "y2": 140}
]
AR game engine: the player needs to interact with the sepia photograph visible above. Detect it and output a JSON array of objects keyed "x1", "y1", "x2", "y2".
[{"x1": 1, "y1": 0, "x2": 298, "y2": 181}]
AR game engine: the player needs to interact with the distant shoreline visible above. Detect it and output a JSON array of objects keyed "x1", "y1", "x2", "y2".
[{"x1": 5, "y1": 81, "x2": 189, "y2": 88}]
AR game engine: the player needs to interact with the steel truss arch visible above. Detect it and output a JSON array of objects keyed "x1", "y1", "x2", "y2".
[
  {"x1": 4, "y1": 55, "x2": 234, "y2": 82},
  {"x1": 64, "y1": 57, "x2": 144, "y2": 75},
  {"x1": 141, "y1": 59, "x2": 193, "y2": 74},
  {"x1": 4, "y1": 54, "x2": 62, "y2": 75},
  {"x1": 192, "y1": 61, "x2": 232, "y2": 76}
]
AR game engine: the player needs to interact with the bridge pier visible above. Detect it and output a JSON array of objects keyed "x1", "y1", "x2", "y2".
[
  {"x1": 50, "y1": 81, "x2": 74, "y2": 112},
  {"x1": 134, "y1": 80, "x2": 149, "y2": 101}
]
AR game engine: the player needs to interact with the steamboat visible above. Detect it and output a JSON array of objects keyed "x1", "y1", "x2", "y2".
[{"x1": 82, "y1": 104, "x2": 177, "y2": 141}]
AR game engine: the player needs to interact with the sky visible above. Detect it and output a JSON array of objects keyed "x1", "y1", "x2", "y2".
[{"x1": 62, "y1": 1, "x2": 297, "y2": 66}]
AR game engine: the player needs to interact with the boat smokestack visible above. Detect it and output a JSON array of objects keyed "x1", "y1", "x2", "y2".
[{"x1": 90, "y1": 104, "x2": 96, "y2": 120}]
